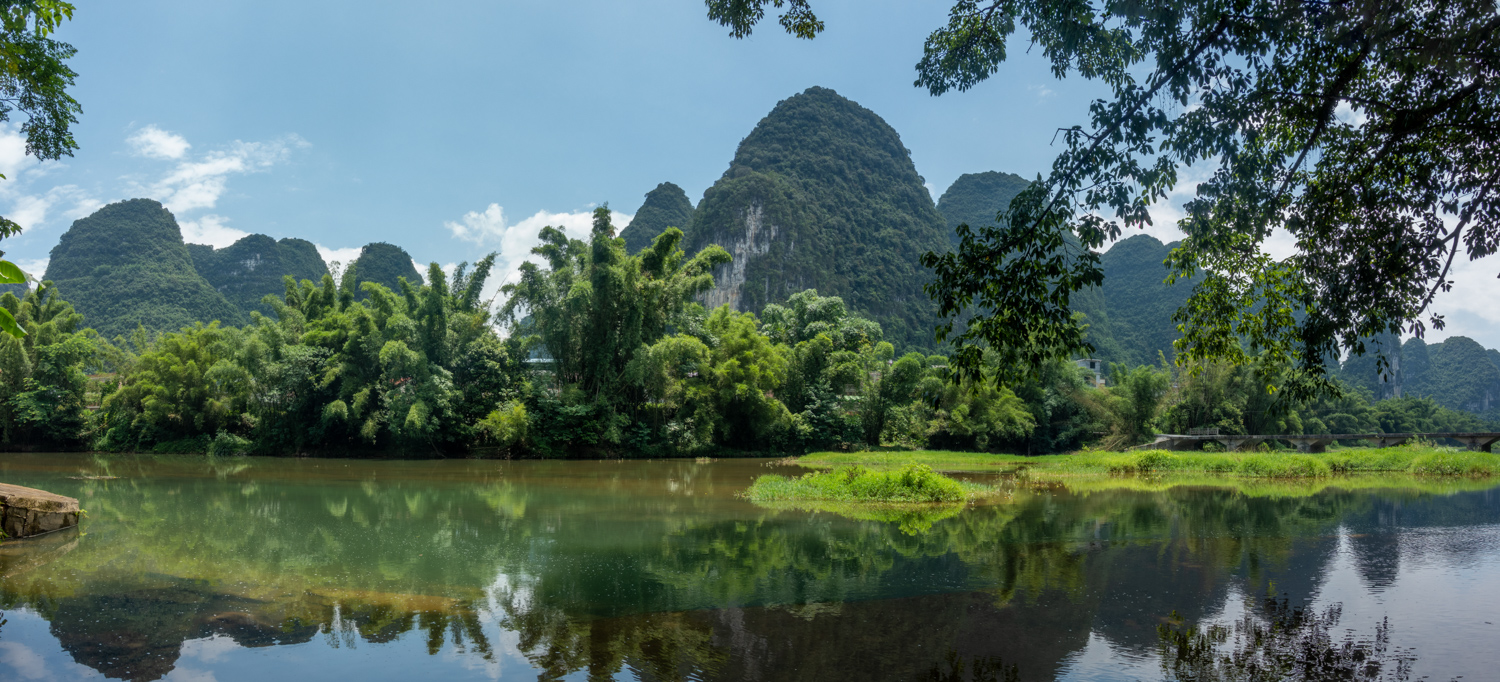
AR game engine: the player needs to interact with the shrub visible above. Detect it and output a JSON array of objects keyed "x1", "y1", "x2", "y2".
[{"x1": 208, "y1": 431, "x2": 252, "y2": 456}]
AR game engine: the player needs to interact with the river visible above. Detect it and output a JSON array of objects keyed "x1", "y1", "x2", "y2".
[{"x1": 0, "y1": 453, "x2": 1496, "y2": 681}]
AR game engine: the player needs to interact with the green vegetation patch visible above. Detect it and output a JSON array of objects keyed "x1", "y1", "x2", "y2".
[
  {"x1": 800, "y1": 445, "x2": 1500, "y2": 479},
  {"x1": 745, "y1": 463, "x2": 983, "y2": 503}
]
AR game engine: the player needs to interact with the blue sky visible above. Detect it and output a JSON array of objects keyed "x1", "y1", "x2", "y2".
[{"x1": 1, "y1": 0, "x2": 1495, "y2": 348}]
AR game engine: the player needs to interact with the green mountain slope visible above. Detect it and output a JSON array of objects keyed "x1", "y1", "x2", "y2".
[
  {"x1": 932, "y1": 170, "x2": 1197, "y2": 367},
  {"x1": 43, "y1": 199, "x2": 244, "y2": 338},
  {"x1": 189, "y1": 234, "x2": 329, "y2": 316},
  {"x1": 685, "y1": 86, "x2": 949, "y2": 350},
  {"x1": 351, "y1": 242, "x2": 423, "y2": 294},
  {"x1": 619, "y1": 182, "x2": 694, "y2": 254},
  {"x1": 935, "y1": 171, "x2": 1030, "y2": 248},
  {"x1": 1092, "y1": 234, "x2": 1196, "y2": 367}
]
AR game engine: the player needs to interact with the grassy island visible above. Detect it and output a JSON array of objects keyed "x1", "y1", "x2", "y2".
[
  {"x1": 797, "y1": 444, "x2": 1500, "y2": 479},
  {"x1": 745, "y1": 463, "x2": 987, "y2": 503},
  {"x1": 743, "y1": 463, "x2": 996, "y2": 534}
]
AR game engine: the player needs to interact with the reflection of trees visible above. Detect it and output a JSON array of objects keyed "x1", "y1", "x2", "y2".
[{"x1": 1158, "y1": 597, "x2": 1415, "y2": 681}]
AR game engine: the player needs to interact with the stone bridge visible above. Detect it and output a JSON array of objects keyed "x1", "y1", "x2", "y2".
[{"x1": 1144, "y1": 432, "x2": 1500, "y2": 453}]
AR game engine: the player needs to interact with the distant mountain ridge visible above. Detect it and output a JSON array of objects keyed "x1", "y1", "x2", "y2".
[
  {"x1": 41, "y1": 199, "x2": 422, "y2": 337},
  {"x1": 188, "y1": 235, "x2": 329, "y2": 316},
  {"x1": 1341, "y1": 334, "x2": 1500, "y2": 417},
  {"x1": 934, "y1": 171, "x2": 1196, "y2": 369}
]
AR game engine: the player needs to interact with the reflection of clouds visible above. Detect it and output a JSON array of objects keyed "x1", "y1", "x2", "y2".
[
  {"x1": 484, "y1": 570, "x2": 542, "y2": 667},
  {"x1": 179, "y1": 635, "x2": 240, "y2": 664},
  {"x1": 163, "y1": 667, "x2": 219, "y2": 682},
  {"x1": 0, "y1": 641, "x2": 52, "y2": 680}
]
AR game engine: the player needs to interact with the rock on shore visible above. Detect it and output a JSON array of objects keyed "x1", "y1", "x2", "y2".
[{"x1": 0, "y1": 483, "x2": 80, "y2": 538}]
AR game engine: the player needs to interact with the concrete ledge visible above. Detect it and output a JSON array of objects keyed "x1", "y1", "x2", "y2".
[{"x1": 0, "y1": 483, "x2": 80, "y2": 539}]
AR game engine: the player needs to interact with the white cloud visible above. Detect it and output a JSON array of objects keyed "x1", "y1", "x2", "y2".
[
  {"x1": 1028, "y1": 83, "x2": 1055, "y2": 100},
  {"x1": 128, "y1": 125, "x2": 192, "y2": 160},
  {"x1": 316, "y1": 244, "x2": 363, "y2": 272},
  {"x1": 443, "y1": 203, "x2": 632, "y2": 288},
  {"x1": 1423, "y1": 253, "x2": 1500, "y2": 348},
  {"x1": 924, "y1": 182, "x2": 937, "y2": 201},
  {"x1": 179, "y1": 214, "x2": 249, "y2": 248},
  {"x1": 0, "y1": 125, "x2": 31, "y2": 181},
  {"x1": 2, "y1": 184, "x2": 99, "y2": 231},
  {"x1": 14, "y1": 257, "x2": 47, "y2": 280},
  {"x1": 147, "y1": 135, "x2": 308, "y2": 214}
]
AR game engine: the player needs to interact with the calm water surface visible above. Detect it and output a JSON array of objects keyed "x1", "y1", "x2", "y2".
[{"x1": 0, "y1": 453, "x2": 1497, "y2": 681}]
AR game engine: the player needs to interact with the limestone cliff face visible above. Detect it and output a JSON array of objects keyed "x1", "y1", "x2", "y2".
[
  {"x1": 702, "y1": 201, "x2": 778, "y2": 311},
  {"x1": 684, "y1": 87, "x2": 949, "y2": 350}
]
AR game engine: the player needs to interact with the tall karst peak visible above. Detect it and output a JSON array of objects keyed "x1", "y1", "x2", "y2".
[
  {"x1": 351, "y1": 242, "x2": 423, "y2": 297},
  {"x1": 685, "y1": 86, "x2": 948, "y2": 350},
  {"x1": 619, "y1": 182, "x2": 694, "y2": 254}
]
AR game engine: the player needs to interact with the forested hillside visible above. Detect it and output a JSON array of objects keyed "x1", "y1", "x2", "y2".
[
  {"x1": 350, "y1": 242, "x2": 423, "y2": 295},
  {"x1": 685, "y1": 86, "x2": 949, "y2": 351},
  {"x1": 44, "y1": 199, "x2": 245, "y2": 338},
  {"x1": 619, "y1": 182, "x2": 694, "y2": 254},
  {"x1": 1089, "y1": 234, "x2": 1197, "y2": 367},
  {"x1": 188, "y1": 235, "x2": 329, "y2": 316},
  {"x1": 935, "y1": 171, "x2": 1030, "y2": 248}
]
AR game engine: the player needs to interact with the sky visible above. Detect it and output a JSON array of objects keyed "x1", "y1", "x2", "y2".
[{"x1": 0, "y1": 0, "x2": 1495, "y2": 349}]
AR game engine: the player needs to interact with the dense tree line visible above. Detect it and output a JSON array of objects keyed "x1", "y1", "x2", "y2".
[{"x1": 1, "y1": 214, "x2": 1494, "y2": 457}]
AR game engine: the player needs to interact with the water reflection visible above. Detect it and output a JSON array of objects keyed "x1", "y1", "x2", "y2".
[{"x1": 0, "y1": 453, "x2": 1495, "y2": 681}]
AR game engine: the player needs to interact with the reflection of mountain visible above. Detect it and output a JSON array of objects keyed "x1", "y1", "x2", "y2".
[{"x1": 0, "y1": 454, "x2": 1496, "y2": 681}]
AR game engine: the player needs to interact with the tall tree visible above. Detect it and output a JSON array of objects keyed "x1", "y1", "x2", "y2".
[
  {"x1": 0, "y1": 0, "x2": 81, "y2": 337},
  {"x1": 704, "y1": 0, "x2": 1500, "y2": 400}
]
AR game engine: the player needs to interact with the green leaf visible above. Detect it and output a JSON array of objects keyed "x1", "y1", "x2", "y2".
[
  {"x1": 0, "y1": 307, "x2": 25, "y2": 338},
  {"x1": 0, "y1": 259, "x2": 25, "y2": 284}
]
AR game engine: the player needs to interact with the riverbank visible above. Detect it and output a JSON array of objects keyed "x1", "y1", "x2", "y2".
[{"x1": 797, "y1": 445, "x2": 1500, "y2": 478}]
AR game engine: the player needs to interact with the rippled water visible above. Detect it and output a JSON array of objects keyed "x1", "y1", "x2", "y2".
[{"x1": 0, "y1": 453, "x2": 1497, "y2": 681}]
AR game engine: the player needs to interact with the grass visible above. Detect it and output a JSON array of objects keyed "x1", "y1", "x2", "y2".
[
  {"x1": 797, "y1": 444, "x2": 1500, "y2": 479},
  {"x1": 744, "y1": 463, "x2": 986, "y2": 503}
]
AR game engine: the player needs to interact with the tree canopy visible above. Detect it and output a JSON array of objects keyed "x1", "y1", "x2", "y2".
[
  {"x1": 0, "y1": 0, "x2": 80, "y2": 338},
  {"x1": 705, "y1": 0, "x2": 1500, "y2": 401}
]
